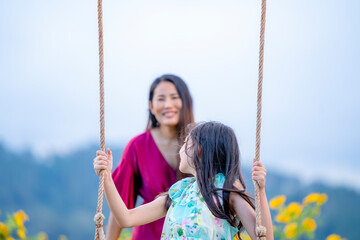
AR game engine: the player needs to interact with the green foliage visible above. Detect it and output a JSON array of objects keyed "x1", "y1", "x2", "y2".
[{"x1": 118, "y1": 229, "x2": 132, "y2": 240}]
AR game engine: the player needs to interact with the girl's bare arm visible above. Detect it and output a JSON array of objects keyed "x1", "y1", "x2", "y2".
[
  {"x1": 105, "y1": 213, "x2": 122, "y2": 240},
  {"x1": 231, "y1": 188, "x2": 273, "y2": 240},
  {"x1": 230, "y1": 160, "x2": 273, "y2": 240},
  {"x1": 94, "y1": 148, "x2": 167, "y2": 228},
  {"x1": 103, "y1": 173, "x2": 167, "y2": 228}
]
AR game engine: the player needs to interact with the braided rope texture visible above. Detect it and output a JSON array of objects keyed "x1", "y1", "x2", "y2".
[
  {"x1": 94, "y1": 0, "x2": 106, "y2": 239},
  {"x1": 92, "y1": 0, "x2": 266, "y2": 239},
  {"x1": 254, "y1": 0, "x2": 267, "y2": 239}
]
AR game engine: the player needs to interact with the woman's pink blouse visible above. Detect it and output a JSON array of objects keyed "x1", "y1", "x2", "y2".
[{"x1": 112, "y1": 130, "x2": 177, "y2": 240}]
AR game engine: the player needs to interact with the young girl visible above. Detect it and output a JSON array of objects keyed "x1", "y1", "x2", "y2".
[{"x1": 94, "y1": 121, "x2": 274, "y2": 239}]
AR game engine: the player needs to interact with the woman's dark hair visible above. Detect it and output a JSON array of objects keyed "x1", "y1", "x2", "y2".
[
  {"x1": 146, "y1": 74, "x2": 194, "y2": 144},
  {"x1": 174, "y1": 121, "x2": 255, "y2": 238}
]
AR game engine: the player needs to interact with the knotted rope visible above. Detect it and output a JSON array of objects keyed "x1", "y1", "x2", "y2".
[
  {"x1": 92, "y1": 1, "x2": 267, "y2": 239},
  {"x1": 94, "y1": 0, "x2": 106, "y2": 239},
  {"x1": 254, "y1": 0, "x2": 267, "y2": 239}
]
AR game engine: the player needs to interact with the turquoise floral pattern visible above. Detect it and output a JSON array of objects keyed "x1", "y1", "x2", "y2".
[{"x1": 161, "y1": 173, "x2": 238, "y2": 239}]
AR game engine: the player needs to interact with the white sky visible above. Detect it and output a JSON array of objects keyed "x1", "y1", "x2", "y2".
[{"x1": 1, "y1": 0, "x2": 359, "y2": 190}]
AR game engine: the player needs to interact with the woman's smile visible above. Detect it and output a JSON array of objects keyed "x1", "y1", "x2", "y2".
[{"x1": 163, "y1": 111, "x2": 178, "y2": 118}]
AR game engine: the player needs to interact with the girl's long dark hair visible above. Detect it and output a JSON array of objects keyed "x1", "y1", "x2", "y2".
[
  {"x1": 169, "y1": 121, "x2": 255, "y2": 237},
  {"x1": 146, "y1": 74, "x2": 194, "y2": 144}
]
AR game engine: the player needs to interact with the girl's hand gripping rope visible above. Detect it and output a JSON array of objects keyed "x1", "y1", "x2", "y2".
[
  {"x1": 94, "y1": 148, "x2": 113, "y2": 178},
  {"x1": 92, "y1": 148, "x2": 167, "y2": 229},
  {"x1": 252, "y1": 158, "x2": 267, "y2": 189}
]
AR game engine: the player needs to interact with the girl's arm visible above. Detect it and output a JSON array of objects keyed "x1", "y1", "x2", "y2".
[
  {"x1": 230, "y1": 159, "x2": 274, "y2": 240},
  {"x1": 105, "y1": 213, "x2": 122, "y2": 240},
  {"x1": 94, "y1": 149, "x2": 168, "y2": 228}
]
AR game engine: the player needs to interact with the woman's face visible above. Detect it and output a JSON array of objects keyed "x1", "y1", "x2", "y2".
[
  {"x1": 149, "y1": 81, "x2": 183, "y2": 128},
  {"x1": 179, "y1": 136, "x2": 195, "y2": 175}
]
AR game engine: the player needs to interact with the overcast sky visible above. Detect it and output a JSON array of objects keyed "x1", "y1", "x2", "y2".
[{"x1": 1, "y1": 0, "x2": 359, "y2": 190}]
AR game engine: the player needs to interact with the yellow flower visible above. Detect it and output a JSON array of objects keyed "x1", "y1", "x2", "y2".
[
  {"x1": 58, "y1": 235, "x2": 68, "y2": 240},
  {"x1": 302, "y1": 218, "x2": 317, "y2": 231},
  {"x1": 318, "y1": 193, "x2": 328, "y2": 205},
  {"x1": 6, "y1": 237, "x2": 15, "y2": 240},
  {"x1": 0, "y1": 222, "x2": 9, "y2": 236},
  {"x1": 238, "y1": 232, "x2": 251, "y2": 240},
  {"x1": 284, "y1": 223, "x2": 297, "y2": 238},
  {"x1": 275, "y1": 213, "x2": 290, "y2": 223},
  {"x1": 269, "y1": 195, "x2": 286, "y2": 209},
  {"x1": 303, "y1": 193, "x2": 328, "y2": 206},
  {"x1": 326, "y1": 234, "x2": 347, "y2": 240},
  {"x1": 38, "y1": 232, "x2": 49, "y2": 240},
  {"x1": 303, "y1": 193, "x2": 319, "y2": 204},
  {"x1": 285, "y1": 202, "x2": 302, "y2": 217},
  {"x1": 13, "y1": 210, "x2": 29, "y2": 227},
  {"x1": 17, "y1": 226, "x2": 26, "y2": 239}
]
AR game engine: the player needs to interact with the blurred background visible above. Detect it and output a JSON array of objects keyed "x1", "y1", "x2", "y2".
[{"x1": 1, "y1": 0, "x2": 359, "y2": 239}]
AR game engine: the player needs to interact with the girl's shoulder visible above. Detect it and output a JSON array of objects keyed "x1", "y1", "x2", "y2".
[
  {"x1": 168, "y1": 177, "x2": 196, "y2": 201},
  {"x1": 168, "y1": 173, "x2": 226, "y2": 201}
]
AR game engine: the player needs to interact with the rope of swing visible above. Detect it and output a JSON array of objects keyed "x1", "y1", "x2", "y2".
[
  {"x1": 254, "y1": 0, "x2": 267, "y2": 239},
  {"x1": 94, "y1": 0, "x2": 106, "y2": 239},
  {"x1": 92, "y1": 0, "x2": 267, "y2": 239}
]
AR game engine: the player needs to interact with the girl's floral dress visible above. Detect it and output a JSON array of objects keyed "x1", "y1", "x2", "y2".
[{"x1": 161, "y1": 173, "x2": 239, "y2": 239}]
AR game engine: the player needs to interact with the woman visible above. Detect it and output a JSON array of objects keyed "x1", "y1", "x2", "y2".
[{"x1": 106, "y1": 74, "x2": 194, "y2": 240}]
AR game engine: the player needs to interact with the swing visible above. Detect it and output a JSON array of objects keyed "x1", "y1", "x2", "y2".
[{"x1": 93, "y1": 1, "x2": 268, "y2": 240}]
